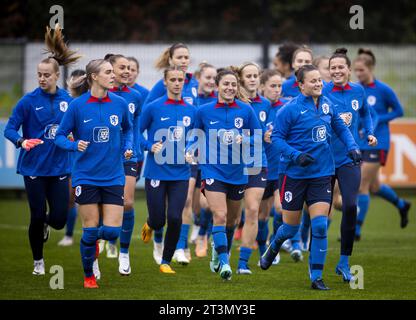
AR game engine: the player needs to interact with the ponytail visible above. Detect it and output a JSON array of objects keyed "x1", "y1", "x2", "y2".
[
  {"x1": 154, "y1": 43, "x2": 189, "y2": 70},
  {"x1": 42, "y1": 23, "x2": 82, "y2": 72}
]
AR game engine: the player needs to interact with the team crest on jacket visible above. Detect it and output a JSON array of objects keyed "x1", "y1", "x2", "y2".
[
  {"x1": 192, "y1": 87, "x2": 198, "y2": 98},
  {"x1": 128, "y1": 103, "x2": 135, "y2": 114},
  {"x1": 183, "y1": 116, "x2": 191, "y2": 127},
  {"x1": 234, "y1": 117, "x2": 243, "y2": 129},
  {"x1": 367, "y1": 95, "x2": 376, "y2": 106},
  {"x1": 351, "y1": 100, "x2": 359, "y2": 111},
  {"x1": 150, "y1": 179, "x2": 160, "y2": 188},
  {"x1": 110, "y1": 115, "x2": 119, "y2": 126},
  {"x1": 259, "y1": 111, "x2": 267, "y2": 122},
  {"x1": 322, "y1": 103, "x2": 330, "y2": 114},
  {"x1": 60, "y1": 101, "x2": 68, "y2": 112},
  {"x1": 75, "y1": 186, "x2": 82, "y2": 197},
  {"x1": 284, "y1": 191, "x2": 292, "y2": 203}
]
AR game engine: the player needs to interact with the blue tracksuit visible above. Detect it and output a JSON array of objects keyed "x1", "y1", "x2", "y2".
[
  {"x1": 55, "y1": 92, "x2": 133, "y2": 187},
  {"x1": 187, "y1": 99, "x2": 262, "y2": 185},
  {"x1": 4, "y1": 87, "x2": 72, "y2": 176},
  {"x1": 248, "y1": 95, "x2": 270, "y2": 168},
  {"x1": 272, "y1": 93, "x2": 358, "y2": 179},
  {"x1": 132, "y1": 83, "x2": 150, "y2": 103},
  {"x1": 140, "y1": 95, "x2": 196, "y2": 181},
  {"x1": 109, "y1": 85, "x2": 144, "y2": 162},
  {"x1": 196, "y1": 91, "x2": 217, "y2": 108},
  {"x1": 145, "y1": 73, "x2": 199, "y2": 106},
  {"x1": 322, "y1": 82, "x2": 374, "y2": 168},
  {"x1": 358, "y1": 79, "x2": 403, "y2": 151},
  {"x1": 265, "y1": 98, "x2": 288, "y2": 180},
  {"x1": 281, "y1": 74, "x2": 300, "y2": 100}
]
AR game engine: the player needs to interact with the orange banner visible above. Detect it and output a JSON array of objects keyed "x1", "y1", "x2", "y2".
[{"x1": 380, "y1": 119, "x2": 416, "y2": 187}]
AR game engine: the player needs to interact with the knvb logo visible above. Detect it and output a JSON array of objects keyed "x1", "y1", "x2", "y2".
[{"x1": 49, "y1": 5, "x2": 64, "y2": 29}]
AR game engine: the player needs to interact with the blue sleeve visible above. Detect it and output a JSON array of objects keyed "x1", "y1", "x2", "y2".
[
  {"x1": 244, "y1": 106, "x2": 263, "y2": 145},
  {"x1": 358, "y1": 94, "x2": 374, "y2": 136},
  {"x1": 121, "y1": 102, "x2": 133, "y2": 152},
  {"x1": 4, "y1": 98, "x2": 27, "y2": 147},
  {"x1": 139, "y1": 102, "x2": 154, "y2": 151},
  {"x1": 331, "y1": 109, "x2": 359, "y2": 151},
  {"x1": 144, "y1": 80, "x2": 166, "y2": 105},
  {"x1": 368, "y1": 105, "x2": 379, "y2": 131},
  {"x1": 55, "y1": 102, "x2": 78, "y2": 151},
  {"x1": 271, "y1": 106, "x2": 302, "y2": 160},
  {"x1": 378, "y1": 86, "x2": 404, "y2": 123}
]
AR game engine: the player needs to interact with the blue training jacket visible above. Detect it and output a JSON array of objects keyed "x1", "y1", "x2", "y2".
[
  {"x1": 281, "y1": 74, "x2": 300, "y2": 100},
  {"x1": 358, "y1": 79, "x2": 403, "y2": 151},
  {"x1": 109, "y1": 85, "x2": 144, "y2": 162},
  {"x1": 272, "y1": 93, "x2": 358, "y2": 179},
  {"x1": 196, "y1": 91, "x2": 217, "y2": 108},
  {"x1": 132, "y1": 83, "x2": 150, "y2": 103},
  {"x1": 187, "y1": 99, "x2": 262, "y2": 185},
  {"x1": 54, "y1": 91, "x2": 133, "y2": 187},
  {"x1": 247, "y1": 95, "x2": 270, "y2": 168},
  {"x1": 322, "y1": 81, "x2": 374, "y2": 168},
  {"x1": 4, "y1": 87, "x2": 72, "y2": 176},
  {"x1": 264, "y1": 98, "x2": 288, "y2": 180},
  {"x1": 140, "y1": 94, "x2": 196, "y2": 181},
  {"x1": 145, "y1": 73, "x2": 199, "y2": 106}
]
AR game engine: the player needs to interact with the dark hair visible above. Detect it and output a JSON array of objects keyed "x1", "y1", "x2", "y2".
[
  {"x1": 329, "y1": 47, "x2": 351, "y2": 68},
  {"x1": 295, "y1": 64, "x2": 318, "y2": 83},
  {"x1": 215, "y1": 68, "x2": 249, "y2": 102},
  {"x1": 260, "y1": 69, "x2": 282, "y2": 85},
  {"x1": 155, "y1": 43, "x2": 189, "y2": 70},
  {"x1": 41, "y1": 23, "x2": 82, "y2": 72},
  {"x1": 163, "y1": 65, "x2": 185, "y2": 80},
  {"x1": 275, "y1": 42, "x2": 300, "y2": 71},
  {"x1": 127, "y1": 56, "x2": 140, "y2": 69},
  {"x1": 104, "y1": 53, "x2": 126, "y2": 65},
  {"x1": 355, "y1": 48, "x2": 376, "y2": 68},
  {"x1": 68, "y1": 59, "x2": 109, "y2": 97},
  {"x1": 70, "y1": 69, "x2": 86, "y2": 78}
]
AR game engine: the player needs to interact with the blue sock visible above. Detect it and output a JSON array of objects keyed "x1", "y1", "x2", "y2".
[
  {"x1": 271, "y1": 209, "x2": 283, "y2": 242},
  {"x1": 65, "y1": 206, "x2": 77, "y2": 237},
  {"x1": 80, "y1": 227, "x2": 98, "y2": 278},
  {"x1": 376, "y1": 184, "x2": 405, "y2": 209},
  {"x1": 271, "y1": 223, "x2": 299, "y2": 252},
  {"x1": 193, "y1": 212, "x2": 201, "y2": 226},
  {"x1": 176, "y1": 224, "x2": 190, "y2": 250},
  {"x1": 120, "y1": 209, "x2": 134, "y2": 254},
  {"x1": 226, "y1": 225, "x2": 236, "y2": 253},
  {"x1": 300, "y1": 209, "x2": 310, "y2": 245},
  {"x1": 338, "y1": 254, "x2": 349, "y2": 267},
  {"x1": 161, "y1": 259, "x2": 170, "y2": 265},
  {"x1": 291, "y1": 227, "x2": 301, "y2": 251},
  {"x1": 212, "y1": 225, "x2": 229, "y2": 265},
  {"x1": 207, "y1": 218, "x2": 213, "y2": 240},
  {"x1": 154, "y1": 227, "x2": 164, "y2": 244},
  {"x1": 238, "y1": 247, "x2": 252, "y2": 269},
  {"x1": 356, "y1": 194, "x2": 370, "y2": 236},
  {"x1": 198, "y1": 208, "x2": 207, "y2": 236},
  {"x1": 310, "y1": 216, "x2": 328, "y2": 282},
  {"x1": 98, "y1": 225, "x2": 121, "y2": 241},
  {"x1": 257, "y1": 220, "x2": 268, "y2": 257}
]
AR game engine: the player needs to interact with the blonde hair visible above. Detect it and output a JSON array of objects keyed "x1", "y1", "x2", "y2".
[
  {"x1": 41, "y1": 23, "x2": 82, "y2": 72},
  {"x1": 68, "y1": 59, "x2": 109, "y2": 96},
  {"x1": 292, "y1": 45, "x2": 314, "y2": 64},
  {"x1": 155, "y1": 43, "x2": 189, "y2": 70}
]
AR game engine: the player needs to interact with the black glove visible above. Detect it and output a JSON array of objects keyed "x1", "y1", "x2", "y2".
[
  {"x1": 296, "y1": 153, "x2": 315, "y2": 167},
  {"x1": 348, "y1": 149, "x2": 362, "y2": 165}
]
